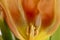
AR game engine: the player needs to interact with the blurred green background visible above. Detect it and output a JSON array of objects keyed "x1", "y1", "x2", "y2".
[{"x1": 46, "y1": 26, "x2": 60, "y2": 40}]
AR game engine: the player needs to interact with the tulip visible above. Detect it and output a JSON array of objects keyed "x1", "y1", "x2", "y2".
[{"x1": 0, "y1": 0, "x2": 60, "y2": 40}]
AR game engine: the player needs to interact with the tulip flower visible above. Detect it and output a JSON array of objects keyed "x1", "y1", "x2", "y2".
[{"x1": 0, "y1": 0, "x2": 60, "y2": 40}]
